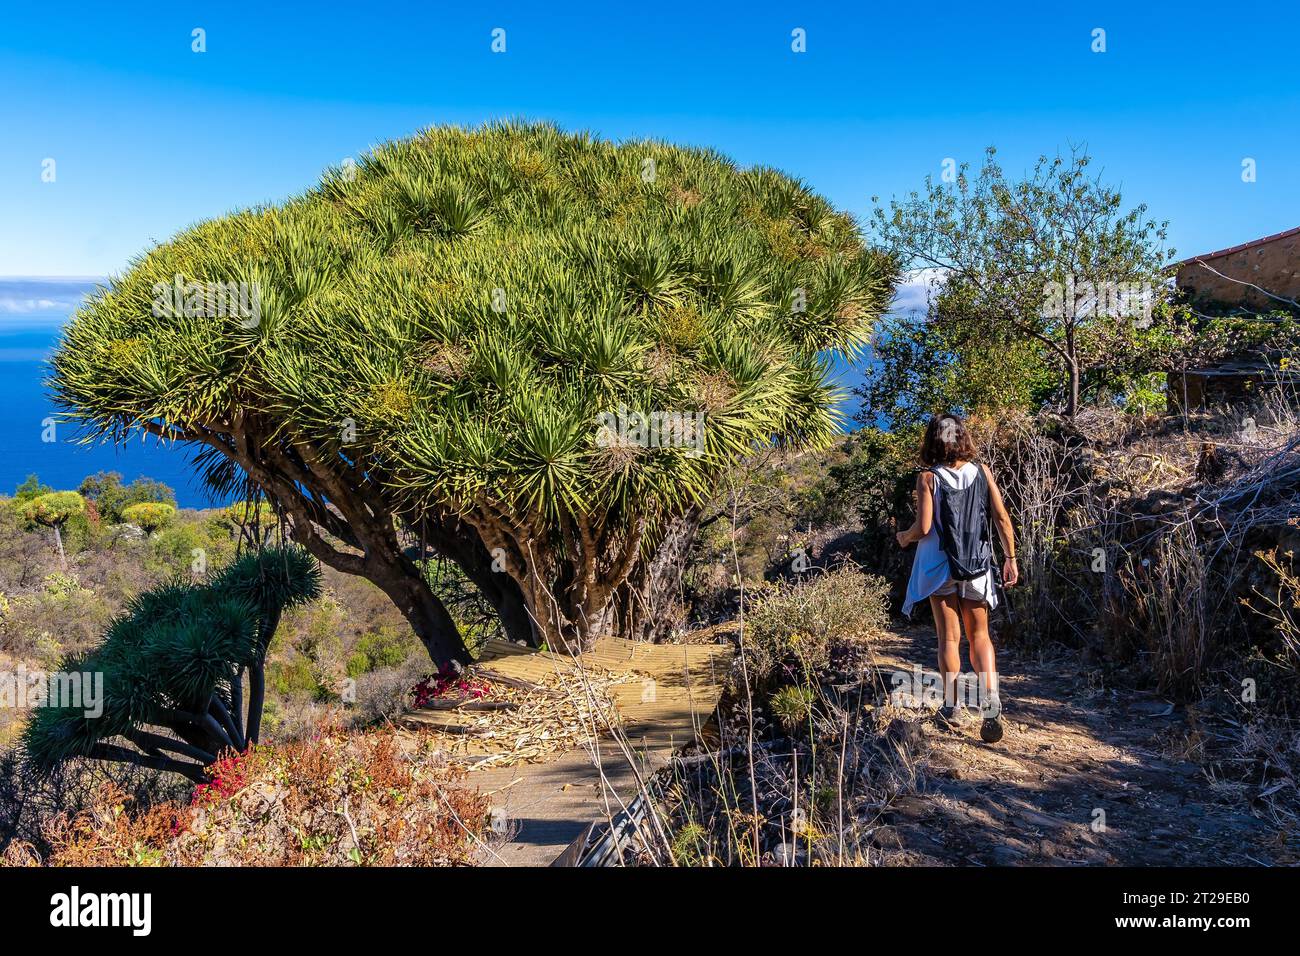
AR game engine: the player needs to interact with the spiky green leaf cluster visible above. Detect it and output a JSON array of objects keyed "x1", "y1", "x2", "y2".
[
  {"x1": 18, "y1": 491, "x2": 85, "y2": 529},
  {"x1": 120, "y1": 501, "x2": 176, "y2": 532},
  {"x1": 51, "y1": 121, "x2": 896, "y2": 523},
  {"x1": 22, "y1": 547, "x2": 321, "y2": 770}
]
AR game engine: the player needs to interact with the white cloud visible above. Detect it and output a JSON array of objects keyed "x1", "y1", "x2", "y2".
[
  {"x1": 888, "y1": 267, "x2": 948, "y2": 320},
  {"x1": 0, "y1": 278, "x2": 104, "y2": 318},
  {"x1": 0, "y1": 297, "x2": 68, "y2": 314}
]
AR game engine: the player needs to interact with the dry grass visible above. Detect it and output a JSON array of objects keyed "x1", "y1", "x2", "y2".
[
  {"x1": 400, "y1": 662, "x2": 640, "y2": 771},
  {"x1": 640, "y1": 634, "x2": 926, "y2": 866},
  {"x1": 0, "y1": 727, "x2": 488, "y2": 866}
]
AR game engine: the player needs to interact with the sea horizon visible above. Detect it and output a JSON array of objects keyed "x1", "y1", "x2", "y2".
[{"x1": 0, "y1": 276, "x2": 227, "y2": 508}]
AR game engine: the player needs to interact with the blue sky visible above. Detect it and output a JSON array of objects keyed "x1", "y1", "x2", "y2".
[{"x1": 1, "y1": 0, "x2": 1298, "y2": 279}]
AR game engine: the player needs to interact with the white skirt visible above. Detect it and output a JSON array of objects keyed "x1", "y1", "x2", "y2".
[{"x1": 902, "y1": 529, "x2": 998, "y2": 617}]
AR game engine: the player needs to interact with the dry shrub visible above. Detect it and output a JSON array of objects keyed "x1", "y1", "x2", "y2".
[
  {"x1": 979, "y1": 400, "x2": 1300, "y2": 699},
  {"x1": 741, "y1": 566, "x2": 888, "y2": 693},
  {"x1": 1115, "y1": 522, "x2": 1211, "y2": 698},
  {"x1": 1246, "y1": 544, "x2": 1300, "y2": 679},
  {"x1": 266, "y1": 699, "x2": 343, "y2": 742},
  {"x1": 1236, "y1": 540, "x2": 1300, "y2": 723},
  {"x1": 657, "y1": 714, "x2": 925, "y2": 866},
  {"x1": 1226, "y1": 719, "x2": 1300, "y2": 833},
  {"x1": 654, "y1": 656, "x2": 927, "y2": 868},
  {"x1": 1, "y1": 727, "x2": 488, "y2": 866},
  {"x1": 977, "y1": 410, "x2": 1093, "y2": 645},
  {"x1": 0, "y1": 745, "x2": 187, "y2": 858},
  {"x1": 1, "y1": 585, "x2": 117, "y2": 660},
  {"x1": 352, "y1": 658, "x2": 428, "y2": 725}
]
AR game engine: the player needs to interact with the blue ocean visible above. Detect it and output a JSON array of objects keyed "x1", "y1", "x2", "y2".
[{"x1": 0, "y1": 278, "x2": 226, "y2": 508}]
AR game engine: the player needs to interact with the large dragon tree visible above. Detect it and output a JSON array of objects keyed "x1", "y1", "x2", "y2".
[{"x1": 51, "y1": 121, "x2": 896, "y2": 665}]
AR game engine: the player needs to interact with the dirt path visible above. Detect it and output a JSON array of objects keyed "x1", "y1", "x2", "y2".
[
  {"x1": 417, "y1": 636, "x2": 732, "y2": 867},
  {"x1": 868, "y1": 626, "x2": 1292, "y2": 866}
]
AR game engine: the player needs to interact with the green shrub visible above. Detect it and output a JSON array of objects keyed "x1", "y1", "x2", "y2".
[
  {"x1": 55, "y1": 511, "x2": 95, "y2": 557},
  {"x1": 145, "y1": 519, "x2": 231, "y2": 578},
  {"x1": 42, "y1": 571, "x2": 84, "y2": 598},
  {"x1": 78, "y1": 472, "x2": 176, "y2": 524},
  {"x1": 769, "y1": 684, "x2": 815, "y2": 730},
  {"x1": 21, "y1": 546, "x2": 322, "y2": 781},
  {"x1": 671, "y1": 822, "x2": 710, "y2": 867},
  {"x1": 345, "y1": 624, "x2": 412, "y2": 678},
  {"x1": 12, "y1": 475, "x2": 52, "y2": 504},
  {"x1": 268, "y1": 655, "x2": 323, "y2": 698},
  {"x1": 1118, "y1": 372, "x2": 1167, "y2": 416},
  {"x1": 742, "y1": 566, "x2": 888, "y2": 692}
]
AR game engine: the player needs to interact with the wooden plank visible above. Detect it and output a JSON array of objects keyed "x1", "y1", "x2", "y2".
[{"x1": 454, "y1": 634, "x2": 731, "y2": 764}]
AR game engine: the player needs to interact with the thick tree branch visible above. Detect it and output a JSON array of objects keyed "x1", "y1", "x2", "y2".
[{"x1": 89, "y1": 742, "x2": 208, "y2": 784}]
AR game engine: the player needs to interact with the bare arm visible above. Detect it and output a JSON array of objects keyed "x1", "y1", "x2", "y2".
[
  {"x1": 895, "y1": 472, "x2": 933, "y2": 547},
  {"x1": 981, "y1": 463, "x2": 1019, "y2": 585}
]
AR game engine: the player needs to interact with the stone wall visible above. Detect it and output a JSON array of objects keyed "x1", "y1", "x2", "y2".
[{"x1": 1177, "y1": 227, "x2": 1300, "y2": 312}]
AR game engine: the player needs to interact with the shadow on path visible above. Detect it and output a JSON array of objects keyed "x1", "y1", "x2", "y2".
[{"x1": 869, "y1": 626, "x2": 1289, "y2": 866}]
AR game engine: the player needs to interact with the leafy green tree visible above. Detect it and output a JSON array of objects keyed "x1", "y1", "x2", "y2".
[
  {"x1": 19, "y1": 492, "x2": 85, "y2": 570},
  {"x1": 121, "y1": 501, "x2": 176, "y2": 535},
  {"x1": 13, "y1": 474, "x2": 52, "y2": 503},
  {"x1": 806, "y1": 427, "x2": 921, "y2": 585},
  {"x1": 871, "y1": 146, "x2": 1175, "y2": 418},
  {"x1": 23, "y1": 547, "x2": 321, "y2": 782},
  {"x1": 79, "y1": 471, "x2": 176, "y2": 523},
  {"x1": 858, "y1": 310, "x2": 1057, "y2": 429},
  {"x1": 827, "y1": 429, "x2": 916, "y2": 532},
  {"x1": 50, "y1": 121, "x2": 896, "y2": 665}
]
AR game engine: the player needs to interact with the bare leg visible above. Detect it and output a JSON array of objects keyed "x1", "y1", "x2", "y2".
[
  {"x1": 929, "y1": 592, "x2": 963, "y2": 709},
  {"x1": 958, "y1": 598, "x2": 998, "y2": 712}
]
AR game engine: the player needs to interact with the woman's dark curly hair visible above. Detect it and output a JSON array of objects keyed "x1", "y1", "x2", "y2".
[{"x1": 920, "y1": 413, "x2": 977, "y2": 467}]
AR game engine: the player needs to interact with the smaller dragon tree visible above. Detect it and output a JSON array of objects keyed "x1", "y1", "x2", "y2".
[
  {"x1": 22, "y1": 546, "x2": 321, "y2": 783},
  {"x1": 19, "y1": 491, "x2": 85, "y2": 571},
  {"x1": 121, "y1": 501, "x2": 176, "y2": 536}
]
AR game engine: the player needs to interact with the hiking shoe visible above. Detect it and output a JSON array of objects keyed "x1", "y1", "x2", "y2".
[
  {"x1": 980, "y1": 715, "x2": 1005, "y2": 743},
  {"x1": 979, "y1": 694, "x2": 1004, "y2": 743},
  {"x1": 936, "y1": 704, "x2": 964, "y2": 728}
]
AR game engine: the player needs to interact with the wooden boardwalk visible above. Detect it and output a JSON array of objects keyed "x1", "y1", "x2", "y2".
[{"x1": 406, "y1": 636, "x2": 733, "y2": 866}]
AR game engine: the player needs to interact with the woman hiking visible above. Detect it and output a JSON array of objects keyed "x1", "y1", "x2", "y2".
[{"x1": 895, "y1": 413, "x2": 1018, "y2": 743}]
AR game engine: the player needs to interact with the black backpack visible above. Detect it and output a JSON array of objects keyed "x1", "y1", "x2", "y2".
[{"x1": 931, "y1": 464, "x2": 992, "y2": 581}]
